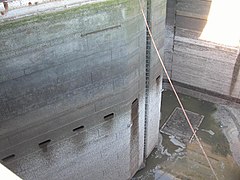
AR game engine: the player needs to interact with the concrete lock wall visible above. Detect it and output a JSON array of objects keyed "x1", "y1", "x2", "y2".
[
  {"x1": 0, "y1": 0, "x2": 166, "y2": 179},
  {"x1": 145, "y1": 0, "x2": 166, "y2": 157},
  {"x1": 165, "y1": 0, "x2": 240, "y2": 102}
]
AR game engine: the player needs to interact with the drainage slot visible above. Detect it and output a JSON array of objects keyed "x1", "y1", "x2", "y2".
[
  {"x1": 156, "y1": 75, "x2": 161, "y2": 86},
  {"x1": 104, "y1": 113, "x2": 114, "y2": 121},
  {"x1": 73, "y1": 125, "x2": 85, "y2": 132},
  {"x1": 2, "y1": 154, "x2": 15, "y2": 162},
  {"x1": 132, "y1": 98, "x2": 138, "y2": 105},
  {"x1": 39, "y1": 139, "x2": 51, "y2": 148}
]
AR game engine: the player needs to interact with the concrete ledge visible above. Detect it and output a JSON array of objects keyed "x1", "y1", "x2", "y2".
[{"x1": 163, "y1": 79, "x2": 240, "y2": 104}]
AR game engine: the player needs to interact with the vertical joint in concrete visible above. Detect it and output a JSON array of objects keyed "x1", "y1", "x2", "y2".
[
  {"x1": 143, "y1": 0, "x2": 152, "y2": 160},
  {"x1": 230, "y1": 51, "x2": 240, "y2": 96}
]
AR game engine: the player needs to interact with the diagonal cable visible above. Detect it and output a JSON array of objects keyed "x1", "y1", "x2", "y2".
[{"x1": 138, "y1": 0, "x2": 219, "y2": 179}]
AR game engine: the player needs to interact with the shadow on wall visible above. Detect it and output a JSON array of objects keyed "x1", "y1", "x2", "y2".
[
  {"x1": 167, "y1": 0, "x2": 240, "y2": 50},
  {"x1": 175, "y1": 0, "x2": 240, "y2": 46},
  {"x1": 130, "y1": 98, "x2": 139, "y2": 177},
  {"x1": 175, "y1": 0, "x2": 240, "y2": 49},
  {"x1": 173, "y1": 0, "x2": 211, "y2": 38},
  {"x1": 165, "y1": 0, "x2": 212, "y2": 77},
  {"x1": 166, "y1": 0, "x2": 240, "y2": 99},
  {"x1": 230, "y1": 51, "x2": 240, "y2": 96},
  {"x1": 169, "y1": 0, "x2": 240, "y2": 52},
  {"x1": 190, "y1": 0, "x2": 240, "y2": 97}
]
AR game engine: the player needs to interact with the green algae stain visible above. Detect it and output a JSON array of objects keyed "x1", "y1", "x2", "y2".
[{"x1": 0, "y1": 0, "x2": 134, "y2": 31}]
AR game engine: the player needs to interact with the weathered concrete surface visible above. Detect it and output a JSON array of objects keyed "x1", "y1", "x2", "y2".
[
  {"x1": 214, "y1": 105, "x2": 240, "y2": 166},
  {"x1": 145, "y1": 0, "x2": 166, "y2": 158},
  {"x1": 160, "y1": 107, "x2": 204, "y2": 143},
  {"x1": 164, "y1": 0, "x2": 240, "y2": 101},
  {"x1": 134, "y1": 90, "x2": 240, "y2": 180},
  {"x1": 0, "y1": 0, "x2": 166, "y2": 179}
]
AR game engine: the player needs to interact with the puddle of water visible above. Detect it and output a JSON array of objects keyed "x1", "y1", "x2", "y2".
[
  {"x1": 161, "y1": 90, "x2": 231, "y2": 156},
  {"x1": 133, "y1": 90, "x2": 240, "y2": 180},
  {"x1": 161, "y1": 134, "x2": 181, "y2": 155}
]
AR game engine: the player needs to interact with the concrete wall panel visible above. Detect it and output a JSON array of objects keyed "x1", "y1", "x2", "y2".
[
  {"x1": 0, "y1": 0, "x2": 166, "y2": 179},
  {"x1": 165, "y1": 0, "x2": 240, "y2": 101}
]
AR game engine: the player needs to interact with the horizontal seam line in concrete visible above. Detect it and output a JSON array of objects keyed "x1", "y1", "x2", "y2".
[
  {"x1": 163, "y1": 80, "x2": 240, "y2": 104},
  {"x1": 175, "y1": 12, "x2": 207, "y2": 21},
  {"x1": 173, "y1": 49, "x2": 237, "y2": 64},
  {"x1": 0, "y1": 77, "x2": 143, "y2": 138},
  {"x1": 81, "y1": 25, "x2": 121, "y2": 37}
]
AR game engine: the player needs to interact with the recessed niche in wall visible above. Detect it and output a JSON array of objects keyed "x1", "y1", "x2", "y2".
[
  {"x1": 131, "y1": 99, "x2": 139, "y2": 121},
  {"x1": 2, "y1": 154, "x2": 15, "y2": 162},
  {"x1": 132, "y1": 98, "x2": 138, "y2": 105},
  {"x1": 73, "y1": 125, "x2": 85, "y2": 132},
  {"x1": 130, "y1": 98, "x2": 139, "y2": 175},
  {"x1": 156, "y1": 75, "x2": 161, "y2": 85},
  {"x1": 104, "y1": 113, "x2": 114, "y2": 121}
]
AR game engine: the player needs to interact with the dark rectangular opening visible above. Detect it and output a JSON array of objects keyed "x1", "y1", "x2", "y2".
[
  {"x1": 130, "y1": 98, "x2": 139, "y2": 176},
  {"x1": 132, "y1": 98, "x2": 138, "y2": 105},
  {"x1": 39, "y1": 139, "x2": 51, "y2": 147},
  {"x1": 2, "y1": 154, "x2": 15, "y2": 162},
  {"x1": 131, "y1": 99, "x2": 139, "y2": 120},
  {"x1": 73, "y1": 125, "x2": 85, "y2": 132},
  {"x1": 156, "y1": 75, "x2": 161, "y2": 86},
  {"x1": 104, "y1": 113, "x2": 114, "y2": 121}
]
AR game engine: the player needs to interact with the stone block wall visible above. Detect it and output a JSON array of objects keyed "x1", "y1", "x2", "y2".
[{"x1": 0, "y1": 0, "x2": 166, "y2": 179}]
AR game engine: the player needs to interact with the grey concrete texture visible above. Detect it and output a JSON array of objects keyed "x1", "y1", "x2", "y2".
[
  {"x1": 0, "y1": 0, "x2": 140, "y2": 119},
  {"x1": 3, "y1": 99, "x2": 140, "y2": 180},
  {"x1": 165, "y1": 0, "x2": 176, "y2": 26},
  {"x1": 0, "y1": 0, "x2": 166, "y2": 179},
  {"x1": 145, "y1": 0, "x2": 166, "y2": 157},
  {"x1": 146, "y1": 75, "x2": 163, "y2": 156},
  {"x1": 176, "y1": 0, "x2": 211, "y2": 20},
  {"x1": 164, "y1": 0, "x2": 240, "y2": 100}
]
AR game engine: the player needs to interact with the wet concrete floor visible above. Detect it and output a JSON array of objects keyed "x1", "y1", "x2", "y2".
[{"x1": 133, "y1": 90, "x2": 240, "y2": 180}]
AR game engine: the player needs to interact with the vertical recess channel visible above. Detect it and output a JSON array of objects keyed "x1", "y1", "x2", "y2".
[
  {"x1": 130, "y1": 99, "x2": 140, "y2": 176},
  {"x1": 143, "y1": 0, "x2": 152, "y2": 160}
]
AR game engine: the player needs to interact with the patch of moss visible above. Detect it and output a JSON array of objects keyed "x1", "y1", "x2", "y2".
[{"x1": 0, "y1": 0, "x2": 132, "y2": 31}]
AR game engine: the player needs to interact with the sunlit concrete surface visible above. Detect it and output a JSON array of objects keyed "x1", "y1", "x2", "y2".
[
  {"x1": 164, "y1": 0, "x2": 240, "y2": 101},
  {"x1": 199, "y1": 0, "x2": 240, "y2": 47},
  {"x1": 0, "y1": 163, "x2": 22, "y2": 180},
  {"x1": 0, "y1": 0, "x2": 105, "y2": 21}
]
